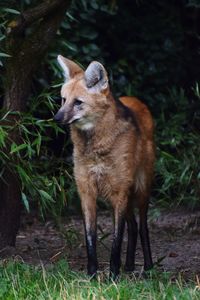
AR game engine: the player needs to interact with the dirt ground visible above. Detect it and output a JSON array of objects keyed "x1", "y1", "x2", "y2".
[{"x1": 1, "y1": 209, "x2": 200, "y2": 280}]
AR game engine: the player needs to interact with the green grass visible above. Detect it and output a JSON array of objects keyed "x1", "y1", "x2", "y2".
[{"x1": 0, "y1": 260, "x2": 199, "y2": 300}]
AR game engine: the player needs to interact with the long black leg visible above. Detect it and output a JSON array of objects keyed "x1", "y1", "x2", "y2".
[
  {"x1": 84, "y1": 223, "x2": 98, "y2": 277},
  {"x1": 109, "y1": 210, "x2": 125, "y2": 280},
  {"x1": 81, "y1": 196, "x2": 98, "y2": 278},
  {"x1": 125, "y1": 212, "x2": 138, "y2": 272},
  {"x1": 139, "y1": 204, "x2": 153, "y2": 271}
]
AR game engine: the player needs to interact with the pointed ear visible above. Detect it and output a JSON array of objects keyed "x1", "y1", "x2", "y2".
[
  {"x1": 57, "y1": 55, "x2": 83, "y2": 82},
  {"x1": 84, "y1": 61, "x2": 108, "y2": 92}
]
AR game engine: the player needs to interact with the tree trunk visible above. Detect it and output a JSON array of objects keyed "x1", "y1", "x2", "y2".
[
  {"x1": 0, "y1": 0, "x2": 71, "y2": 251},
  {"x1": 0, "y1": 168, "x2": 21, "y2": 248}
]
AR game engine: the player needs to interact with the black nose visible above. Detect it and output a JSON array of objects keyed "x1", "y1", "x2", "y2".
[{"x1": 54, "y1": 110, "x2": 64, "y2": 123}]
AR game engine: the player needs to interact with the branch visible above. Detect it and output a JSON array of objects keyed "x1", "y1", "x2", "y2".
[
  {"x1": 22, "y1": 0, "x2": 71, "y2": 60},
  {"x1": 8, "y1": 0, "x2": 67, "y2": 35}
]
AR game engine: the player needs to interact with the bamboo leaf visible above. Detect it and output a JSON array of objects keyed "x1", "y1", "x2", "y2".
[
  {"x1": 2, "y1": 8, "x2": 21, "y2": 15},
  {"x1": 39, "y1": 190, "x2": 54, "y2": 202},
  {"x1": 21, "y1": 193, "x2": 30, "y2": 212},
  {"x1": 0, "y1": 52, "x2": 11, "y2": 57},
  {"x1": 1, "y1": 110, "x2": 11, "y2": 120},
  {"x1": 10, "y1": 143, "x2": 27, "y2": 154},
  {"x1": 17, "y1": 165, "x2": 31, "y2": 184}
]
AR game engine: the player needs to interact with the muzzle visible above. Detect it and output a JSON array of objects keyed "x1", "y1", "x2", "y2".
[{"x1": 53, "y1": 110, "x2": 65, "y2": 123}]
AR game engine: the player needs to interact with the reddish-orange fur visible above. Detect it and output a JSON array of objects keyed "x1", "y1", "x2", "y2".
[
  {"x1": 120, "y1": 96, "x2": 154, "y2": 140},
  {"x1": 54, "y1": 56, "x2": 155, "y2": 279}
]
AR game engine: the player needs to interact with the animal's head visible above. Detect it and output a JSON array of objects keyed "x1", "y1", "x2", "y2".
[{"x1": 54, "y1": 55, "x2": 110, "y2": 130}]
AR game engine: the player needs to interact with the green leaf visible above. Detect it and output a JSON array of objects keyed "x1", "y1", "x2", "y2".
[
  {"x1": 51, "y1": 83, "x2": 63, "y2": 88},
  {"x1": 16, "y1": 165, "x2": 31, "y2": 183},
  {"x1": 0, "y1": 127, "x2": 7, "y2": 147},
  {"x1": 38, "y1": 190, "x2": 54, "y2": 202},
  {"x1": 0, "y1": 36, "x2": 5, "y2": 42},
  {"x1": 21, "y1": 193, "x2": 30, "y2": 212},
  {"x1": 2, "y1": 8, "x2": 21, "y2": 15},
  {"x1": 0, "y1": 52, "x2": 11, "y2": 57},
  {"x1": 1, "y1": 110, "x2": 11, "y2": 120},
  {"x1": 62, "y1": 41, "x2": 78, "y2": 52},
  {"x1": 0, "y1": 150, "x2": 9, "y2": 160},
  {"x1": 10, "y1": 143, "x2": 27, "y2": 154},
  {"x1": 10, "y1": 142, "x2": 17, "y2": 153},
  {"x1": 32, "y1": 133, "x2": 42, "y2": 156},
  {"x1": 27, "y1": 143, "x2": 35, "y2": 158}
]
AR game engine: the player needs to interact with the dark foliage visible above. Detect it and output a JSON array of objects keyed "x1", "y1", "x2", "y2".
[{"x1": 0, "y1": 0, "x2": 199, "y2": 219}]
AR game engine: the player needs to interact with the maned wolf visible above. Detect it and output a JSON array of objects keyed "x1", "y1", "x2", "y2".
[{"x1": 54, "y1": 56, "x2": 155, "y2": 280}]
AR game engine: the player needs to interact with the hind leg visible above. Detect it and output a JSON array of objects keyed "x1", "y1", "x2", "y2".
[
  {"x1": 139, "y1": 200, "x2": 153, "y2": 271},
  {"x1": 124, "y1": 207, "x2": 138, "y2": 272}
]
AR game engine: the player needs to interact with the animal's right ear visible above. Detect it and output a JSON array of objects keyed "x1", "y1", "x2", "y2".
[{"x1": 57, "y1": 55, "x2": 83, "y2": 82}]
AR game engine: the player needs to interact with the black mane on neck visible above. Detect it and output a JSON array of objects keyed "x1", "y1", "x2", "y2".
[{"x1": 111, "y1": 93, "x2": 140, "y2": 134}]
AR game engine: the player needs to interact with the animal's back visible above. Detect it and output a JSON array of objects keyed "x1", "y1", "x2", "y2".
[
  {"x1": 119, "y1": 96, "x2": 155, "y2": 196},
  {"x1": 119, "y1": 96, "x2": 154, "y2": 140}
]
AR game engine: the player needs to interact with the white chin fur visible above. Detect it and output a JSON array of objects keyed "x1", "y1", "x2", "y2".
[{"x1": 75, "y1": 121, "x2": 94, "y2": 131}]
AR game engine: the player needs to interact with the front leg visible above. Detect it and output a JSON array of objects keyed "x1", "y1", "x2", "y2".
[
  {"x1": 81, "y1": 193, "x2": 98, "y2": 278},
  {"x1": 109, "y1": 200, "x2": 126, "y2": 280}
]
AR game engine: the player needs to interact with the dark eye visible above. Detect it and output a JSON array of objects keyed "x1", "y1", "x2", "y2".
[
  {"x1": 61, "y1": 97, "x2": 66, "y2": 106},
  {"x1": 74, "y1": 98, "x2": 83, "y2": 106}
]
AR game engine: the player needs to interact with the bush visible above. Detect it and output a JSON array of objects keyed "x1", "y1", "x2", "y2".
[
  {"x1": 0, "y1": 95, "x2": 78, "y2": 218},
  {"x1": 154, "y1": 86, "x2": 200, "y2": 208}
]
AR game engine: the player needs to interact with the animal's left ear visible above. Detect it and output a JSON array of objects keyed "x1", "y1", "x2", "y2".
[{"x1": 84, "y1": 61, "x2": 108, "y2": 93}]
